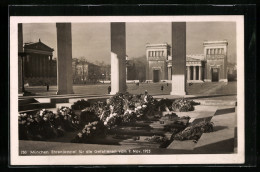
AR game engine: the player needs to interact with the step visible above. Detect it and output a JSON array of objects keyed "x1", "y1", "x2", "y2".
[
  {"x1": 167, "y1": 140, "x2": 197, "y2": 150},
  {"x1": 19, "y1": 102, "x2": 54, "y2": 112},
  {"x1": 196, "y1": 99, "x2": 237, "y2": 106},
  {"x1": 193, "y1": 111, "x2": 236, "y2": 154},
  {"x1": 18, "y1": 98, "x2": 38, "y2": 105},
  {"x1": 56, "y1": 103, "x2": 73, "y2": 109},
  {"x1": 193, "y1": 105, "x2": 219, "y2": 112},
  {"x1": 68, "y1": 98, "x2": 88, "y2": 103},
  {"x1": 109, "y1": 128, "x2": 165, "y2": 136},
  {"x1": 19, "y1": 109, "x2": 40, "y2": 114},
  {"x1": 122, "y1": 121, "x2": 154, "y2": 127},
  {"x1": 174, "y1": 110, "x2": 216, "y2": 119},
  {"x1": 34, "y1": 98, "x2": 51, "y2": 103},
  {"x1": 214, "y1": 106, "x2": 236, "y2": 116}
]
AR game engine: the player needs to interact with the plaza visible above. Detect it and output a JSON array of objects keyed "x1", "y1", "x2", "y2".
[{"x1": 16, "y1": 21, "x2": 238, "y2": 157}]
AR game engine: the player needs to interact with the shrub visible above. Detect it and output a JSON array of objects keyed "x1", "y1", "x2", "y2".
[{"x1": 71, "y1": 99, "x2": 90, "y2": 110}]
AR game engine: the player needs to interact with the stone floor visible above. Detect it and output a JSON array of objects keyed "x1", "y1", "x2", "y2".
[
  {"x1": 22, "y1": 81, "x2": 237, "y2": 96},
  {"x1": 19, "y1": 95, "x2": 237, "y2": 155},
  {"x1": 18, "y1": 81, "x2": 238, "y2": 155}
]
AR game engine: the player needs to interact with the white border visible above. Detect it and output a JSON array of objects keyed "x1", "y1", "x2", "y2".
[{"x1": 10, "y1": 16, "x2": 244, "y2": 165}]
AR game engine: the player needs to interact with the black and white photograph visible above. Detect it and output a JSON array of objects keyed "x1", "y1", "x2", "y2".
[{"x1": 10, "y1": 16, "x2": 244, "y2": 165}]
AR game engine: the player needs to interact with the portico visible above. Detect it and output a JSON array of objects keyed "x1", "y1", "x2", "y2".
[{"x1": 186, "y1": 57, "x2": 204, "y2": 83}]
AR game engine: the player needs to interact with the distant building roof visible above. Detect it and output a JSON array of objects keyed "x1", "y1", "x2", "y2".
[
  {"x1": 24, "y1": 39, "x2": 54, "y2": 52},
  {"x1": 203, "y1": 40, "x2": 228, "y2": 46},
  {"x1": 186, "y1": 54, "x2": 205, "y2": 61},
  {"x1": 146, "y1": 43, "x2": 171, "y2": 48}
]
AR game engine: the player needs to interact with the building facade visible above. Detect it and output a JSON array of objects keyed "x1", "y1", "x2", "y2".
[
  {"x1": 72, "y1": 58, "x2": 103, "y2": 84},
  {"x1": 203, "y1": 40, "x2": 228, "y2": 82},
  {"x1": 146, "y1": 43, "x2": 171, "y2": 82},
  {"x1": 146, "y1": 40, "x2": 228, "y2": 83},
  {"x1": 23, "y1": 39, "x2": 56, "y2": 85}
]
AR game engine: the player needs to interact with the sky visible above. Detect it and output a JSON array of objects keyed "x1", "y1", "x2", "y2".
[{"x1": 22, "y1": 22, "x2": 237, "y2": 64}]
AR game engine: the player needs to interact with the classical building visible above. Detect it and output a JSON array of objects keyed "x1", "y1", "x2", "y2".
[
  {"x1": 146, "y1": 43, "x2": 171, "y2": 82},
  {"x1": 203, "y1": 40, "x2": 228, "y2": 82},
  {"x1": 23, "y1": 39, "x2": 56, "y2": 85},
  {"x1": 146, "y1": 40, "x2": 228, "y2": 82}
]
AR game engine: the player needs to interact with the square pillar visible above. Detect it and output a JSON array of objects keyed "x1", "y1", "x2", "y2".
[
  {"x1": 170, "y1": 22, "x2": 186, "y2": 95},
  {"x1": 187, "y1": 66, "x2": 190, "y2": 81},
  {"x1": 193, "y1": 66, "x2": 196, "y2": 80},
  {"x1": 199, "y1": 66, "x2": 202, "y2": 80},
  {"x1": 56, "y1": 23, "x2": 74, "y2": 94},
  {"x1": 110, "y1": 22, "x2": 126, "y2": 94}
]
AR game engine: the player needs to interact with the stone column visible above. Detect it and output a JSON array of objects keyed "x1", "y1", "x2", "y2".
[
  {"x1": 56, "y1": 23, "x2": 74, "y2": 94},
  {"x1": 193, "y1": 66, "x2": 196, "y2": 80},
  {"x1": 168, "y1": 67, "x2": 171, "y2": 80},
  {"x1": 18, "y1": 23, "x2": 23, "y2": 92},
  {"x1": 110, "y1": 22, "x2": 126, "y2": 94},
  {"x1": 187, "y1": 66, "x2": 190, "y2": 80},
  {"x1": 46, "y1": 56, "x2": 49, "y2": 78},
  {"x1": 199, "y1": 66, "x2": 202, "y2": 81},
  {"x1": 170, "y1": 22, "x2": 186, "y2": 95}
]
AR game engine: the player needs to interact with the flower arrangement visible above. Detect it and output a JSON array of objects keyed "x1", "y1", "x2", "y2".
[
  {"x1": 71, "y1": 121, "x2": 106, "y2": 143},
  {"x1": 163, "y1": 116, "x2": 191, "y2": 134},
  {"x1": 145, "y1": 135, "x2": 168, "y2": 143},
  {"x1": 172, "y1": 99, "x2": 195, "y2": 112},
  {"x1": 156, "y1": 99, "x2": 173, "y2": 111},
  {"x1": 57, "y1": 106, "x2": 81, "y2": 131},
  {"x1": 79, "y1": 107, "x2": 100, "y2": 125},
  {"x1": 18, "y1": 109, "x2": 63, "y2": 140},
  {"x1": 173, "y1": 121, "x2": 214, "y2": 141},
  {"x1": 19, "y1": 107, "x2": 81, "y2": 141},
  {"x1": 71, "y1": 99, "x2": 90, "y2": 110}
]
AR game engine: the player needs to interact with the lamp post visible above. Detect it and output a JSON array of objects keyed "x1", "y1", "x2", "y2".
[
  {"x1": 18, "y1": 52, "x2": 27, "y2": 92},
  {"x1": 102, "y1": 73, "x2": 104, "y2": 83}
]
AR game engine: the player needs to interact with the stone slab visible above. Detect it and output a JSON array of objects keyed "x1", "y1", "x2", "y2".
[
  {"x1": 56, "y1": 103, "x2": 73, "y2": 109},
  {"x1": 167, "y1": 140, "x2": 197, "y2": 150},
  {"x1": 193, "y1": 112, "x2": 236, "y2": 153}
]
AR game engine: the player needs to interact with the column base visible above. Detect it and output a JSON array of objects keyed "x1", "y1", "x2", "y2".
[
  {"x1": 170, "y1": 91, "x2": 186, "y2": 96},
  {"x1": 187, "y1": 80, "x2": 204, "y2": 83},
  {"x1": 219, "y1": 79, "x2": 228, "y2": 82},
  {"x1": 204, "y1": 79, "x2": 211, "y2": 82},
  {"x1": 110, "y1": 91, "x2": 117, "y2": 95},
  {"x1": 56, "y1": 90, "x2": 74, "y2": 95}
]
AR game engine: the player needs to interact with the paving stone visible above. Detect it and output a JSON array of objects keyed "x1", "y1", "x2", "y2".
[
  {"x1": 193, "y1": 112, "x2": 236, "y2": 154},
  {"x1": 167, "y1": 140, "x2": 197, "y2": 150}
]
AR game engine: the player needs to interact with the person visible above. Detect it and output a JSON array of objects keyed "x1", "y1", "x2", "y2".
[
  {"x1": 161, "y1": 85, "x2": 164, "y2": 91},
  {"x1": 144, "y1": 90, "x2": 148, "y2": 102},
  {"x1": 46, "y1": 83, "x2": 49, "y2": 91},
  {"x1": 108, "y1": 86, "x2": 111, "y2": 94}
]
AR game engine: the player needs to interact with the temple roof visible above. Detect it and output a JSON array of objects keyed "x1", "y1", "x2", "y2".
[
  {"x1": 24, "y1": 39, "x2": 54, "y2": 52},
  {"x1": 186, "y1": 54, "x2": 205, "y2": 61}
]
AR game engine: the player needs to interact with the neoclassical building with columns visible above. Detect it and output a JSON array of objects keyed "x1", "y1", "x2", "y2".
[{"x1": 146, "y1": 40, "x2": 228, "y2": 83}]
